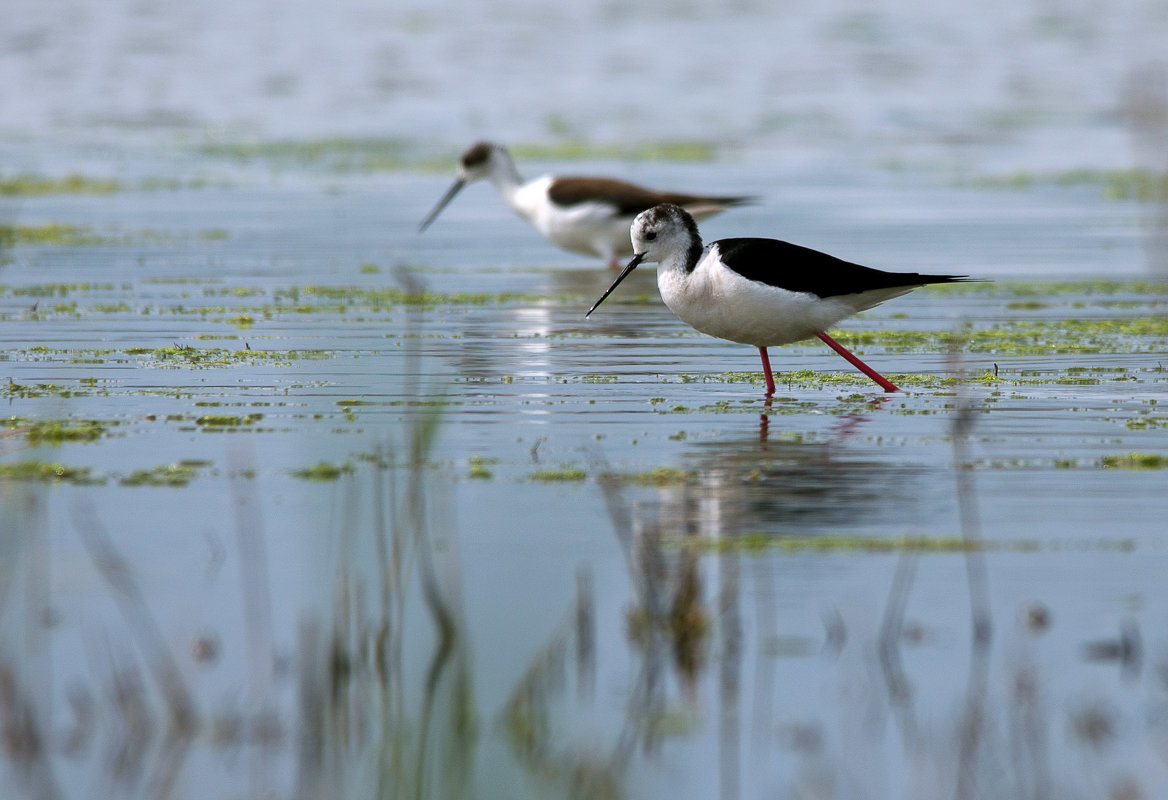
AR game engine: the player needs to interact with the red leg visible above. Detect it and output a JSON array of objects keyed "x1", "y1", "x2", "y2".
[
  {"x1": 607, "y1": 256, "x2": 621, "y2": 270},
  {"x1": 816, "y1": 331, "x2": 899, "y2": 393},
  {"x1": 758, "y1": 347, "x2": 776, "y2": 396}
]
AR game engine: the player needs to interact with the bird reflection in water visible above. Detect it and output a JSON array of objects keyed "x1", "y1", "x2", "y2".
[
  {"x1": 760, "y1": 391, "x2": 889, "y2": 440},
  {"x1": 534, "y1": 407, "x2": 922, "y2": 796}
]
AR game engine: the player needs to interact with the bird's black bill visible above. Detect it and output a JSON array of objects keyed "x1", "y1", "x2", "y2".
[
  {"x1": 586, "y1": 253, "x2": 644, "y2": 318},
  {"x1": 418, "y1": 179, "x2": 466, "y2": 232}
]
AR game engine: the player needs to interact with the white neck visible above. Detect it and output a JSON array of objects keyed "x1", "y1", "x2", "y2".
[
  {"x1": 658, "y1": 236, "x2": 704, "y2": 277},
  {"x1": 485, "y1": 152, "x2": 524, "y2": 208}
]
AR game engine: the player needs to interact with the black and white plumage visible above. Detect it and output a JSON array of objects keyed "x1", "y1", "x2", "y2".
[
  {"x1": 418, "y1": 142, "x2": 752, "y2": 268},
  {"x1": 587, "y1": 203, "x2": 971, "y2": 394}
]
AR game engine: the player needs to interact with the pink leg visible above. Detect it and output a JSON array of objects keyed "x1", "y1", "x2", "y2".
[
  {"x1": 607, "y1": 256, "x2": 621, "y2": 270},
  {"x1": 758, "y1": 347, "x2": 776, "y2": 396},
  {"x1": 816, "y1": 331, "x2": 899, "y2": 392}
]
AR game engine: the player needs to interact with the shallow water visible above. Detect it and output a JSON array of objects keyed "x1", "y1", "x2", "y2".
[{"x1": 4, "y1": 1, "x2": 1168, "y2": 798}]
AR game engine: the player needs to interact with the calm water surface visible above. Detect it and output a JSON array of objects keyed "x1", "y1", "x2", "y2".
[{"x1": 3, "y1": 0, "x2": 1168, "y2": 798}]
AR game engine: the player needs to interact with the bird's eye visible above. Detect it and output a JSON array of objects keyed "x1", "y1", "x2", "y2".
[{"x1": 645, "y1": 231, "x2": 657, "y2": 241}]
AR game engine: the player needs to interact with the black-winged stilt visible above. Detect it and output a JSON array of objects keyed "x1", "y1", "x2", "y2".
[
  {"x1": 419, "y1": 142, "x2": 752, "y2": 268},
  {"x1": 586, "y1": 203, "x2": 971, "y2": 394}
]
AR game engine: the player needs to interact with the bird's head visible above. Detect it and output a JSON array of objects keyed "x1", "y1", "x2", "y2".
[
  {"x1": 419, "y1": 142, "x2": 513, "y2": 232},
  {"x1": 586, "y1": 204, "x2": 702, "y2": 317}
]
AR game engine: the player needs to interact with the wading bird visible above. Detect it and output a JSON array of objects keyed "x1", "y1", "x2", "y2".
[
  {"x1": 587, "y1": 203, "x2": 970, "y2": 394},
  {"x1": 419, "y1": 142, "x2": 752, "y2": 268}
]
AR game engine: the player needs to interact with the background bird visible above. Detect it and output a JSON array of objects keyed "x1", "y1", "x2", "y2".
[{"x1": 419, "y1": 142, "x2": 752, "y2": 268}]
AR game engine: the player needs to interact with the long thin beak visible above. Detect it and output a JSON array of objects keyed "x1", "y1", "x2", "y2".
[
  {"x1": 418, "y1": 178, "x2": 466, "y2": 232},
  {"x1": 586, "y1": 253, "x2": 645, "y2": 317}
]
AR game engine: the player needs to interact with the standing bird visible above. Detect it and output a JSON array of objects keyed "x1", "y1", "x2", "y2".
[
  {"x1": 418, "y1": 142, "x2": 752, "y2": 268},
  {"x1": 587, "y1": 204, "x2": 971, "y2": 394}
]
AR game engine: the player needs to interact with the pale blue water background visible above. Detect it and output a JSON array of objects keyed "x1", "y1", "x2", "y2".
[{"x1": 2, "y1": 1, "x2": 1168, "y2": 798}]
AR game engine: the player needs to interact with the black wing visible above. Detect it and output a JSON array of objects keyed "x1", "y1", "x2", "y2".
[{"x1": 712, "y1": 238, "x2": 968, "y2": 298}]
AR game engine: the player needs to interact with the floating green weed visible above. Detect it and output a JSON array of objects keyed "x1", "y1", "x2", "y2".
[
  {"x1": 128, "y1": 345, "x2": 329, "y2": 368},
  {"x1": 291, "y1": 461, "x2": 354, "y2": 481},
  {"x1": 290, "y1": 284, "x2": 543, "y2": 307},
  {"x1": 200, "y1": 136, "x2": 415, "y2": 172},
  {"x1": 468, "y1": 455, "x2": 497, "y2": 480},
  {"x1": 0, "y1": 458, "x2": 221, "y2": 487},
  {"x1": 606, "y1": 466, "x2": 692, "y2": 486},
  {"x1": 195, "y1": 413, "x2": 262, "y2": 428},
  {"x1": 0, "y1": 460, "x2": 101, "y2": 485},
  {"x1": 683, "y1": 369, "x2": 979, "y2": 390},
  {"x1": 119, "y1": 462, "x2": 203, "y2": 487},
  {"x1": 15, "y1": 418, "x2": 110, "y2": 445},
  {"x1": 199, "y1": 136, "x2": 722, "y2": 172},
  {"x1": 1100, "y1": 453, "x2": 1168, "y2": 470},
  {"x1": 828, "y1": 318, "x2": 1168, "y2": 356},
  {"x1": 529, "y1": 468, "x2": 587, "y2": 482},
  {"x1": 963, "y1": 167, "x2": 1168, "y2": 201},
  {"x1": 0, "y1": 224, "x2": 231, "y2": 248},
  {"x1": 1125, "y1": 416, "x2": 1168, "y2": 430},
  {"x1": 0, "y1": 174, "x2": 224, "y2": 195},
  {"x1": 0, "y1": 223, "x2": 105, "y2": 247},
  {"x1": 934, "y1": 280, "x2": 1166, "y2": 297},
  {"x1": 10, "y1": 343, "x2": 329, "y2": 369},
  {"x1": 141, "y1": 276, "x2": 219, "y2": 285},
  {"x1": 2, "y1": 380, "x2": 90, "y2": 399},
  {"x1": 0, "y1": 174, "x2": 120, "y2": 196},
  {"x1": 511, "y1": 140, "x2": 720, "y2": 163},
  {"x1": 1, "y1": 282, "x2": 120, "y2": 297}
]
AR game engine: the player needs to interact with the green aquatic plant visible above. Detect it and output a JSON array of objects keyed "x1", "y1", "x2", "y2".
[
  {"x1": 0, "y1": 224, "x2": 231, "y2": 248},
  {"x1": 200, "y1": 134, "x2": 722, "y2": 173},
  {"x1": 292, "y1": 284, "x2": 543, "y2": 308},
  {"x1": 467, "y1": 455, "x2": 497, "y2": 480},
  {"x1": 605, "y1": 466, "x2": 692, "y2": 487},
  {"x1": 290, "y1": 461, "x2": 354, "y2": 481},
  {"x1": 195, "y1": 413, "x2": 263, "y2": 428},
  {"x1": 199, "y1": 136, "x2": 415, "y2": 172},
  {"x1": 1124, "y1": 416, "x2": 1168, "y2": 430},
  {"x1": 962, "y1": 167, "x2": 1168, "y2": 201},
  {"x1": 683, "y1": 368, "x2": 982, "y2": 391},
  {"x1": 119, "y1": 462, "x2": 202, "y2": 487},
  {"x1": 1, "y1": 282, "x2": 121, "y2": 297},
  {"x1": 0, "y1": 174, "x2": 121, "y2": 196},
  {"x1": 121, "y1": 345, "x2": 329, "y2": 368},
  {"x1": 17, "y1": 418, "x2": 110, "y2": 445},
  {"x1": 529, "y1": 468, "x2": 587, "y2": 482},
  {"x1": 0, "y1": 174, "x2": 223, "y2": 195},
  {"x1": 0, "y1": 460, "x2": 101, "y2": 485},
  {"x1": 1100, "y1": 453, "x2": 1168, "y2": 470},
  {"x1": 827, "y1": 318, "x2": 1168, "y2": 356},
  {"x1": 511, "y1": 139, "x2": 720, "y2": 163},
  {"x1": 0, "y1": 223, "x2": 105, "y2": 247},
  {"x1": 1, "y1": 380, "x2": 91, "y2": 399}
]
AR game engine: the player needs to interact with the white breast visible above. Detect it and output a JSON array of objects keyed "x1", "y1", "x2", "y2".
[
  {"x1": 656, "y1": 250, "x2": 862, "y2": 348},
  {"x1": 511, "y1": 177, "x2": 633, "y2": 258}
]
